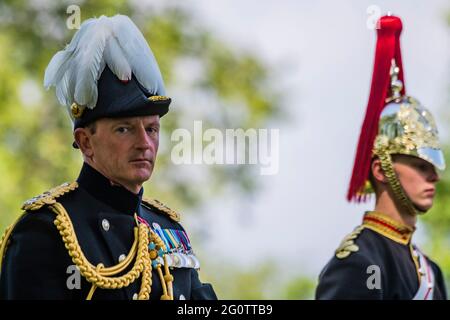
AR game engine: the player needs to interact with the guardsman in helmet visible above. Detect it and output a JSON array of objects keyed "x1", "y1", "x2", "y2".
[{"x1": 316, "y1": 14, "x2": 447, "y2": 300}]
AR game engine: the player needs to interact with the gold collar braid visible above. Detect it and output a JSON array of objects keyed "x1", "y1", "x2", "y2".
[{"x1": 363, "y1": 211, "x2": 415, "y2": 245}]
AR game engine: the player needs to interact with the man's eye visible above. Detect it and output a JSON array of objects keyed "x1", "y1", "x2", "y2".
[
  {"x1": 147, "y1": 127, "x2": 159, "y2": 134},
  {"x1": 116, "y1": 127, "x2": 129, "y2": 133}
]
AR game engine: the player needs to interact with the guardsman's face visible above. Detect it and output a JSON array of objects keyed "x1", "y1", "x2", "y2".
[
  {"x1": 393, "y1": 155, "x2": 440, "y2": 212},
  {"x1": 79, "y1": 115, "x2": 160, "y2": 193}
]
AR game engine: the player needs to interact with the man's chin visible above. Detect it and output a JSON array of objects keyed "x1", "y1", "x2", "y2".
[
  {"x1": 413, "y1": 201, "x2": 433, "y2": 213},
  {"x1": 132, "y1": 168, "x2": 153, "y2": 182}
]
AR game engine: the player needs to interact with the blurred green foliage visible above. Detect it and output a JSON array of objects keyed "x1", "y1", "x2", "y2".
[
  {"x1": 0, "y1": 0, "x2": 282, "y2": 229},
  {"x1": 200, "y1": 260, "x2": 316, "y2": 299}
]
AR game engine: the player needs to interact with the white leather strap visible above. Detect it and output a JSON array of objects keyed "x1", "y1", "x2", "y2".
[{"x1": 413, "y1": 246, "x2": 434, "y2": 300}]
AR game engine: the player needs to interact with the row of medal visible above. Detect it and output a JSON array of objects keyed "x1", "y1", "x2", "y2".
[
  {"x1": 137, "y1": 215, "x2": 200, "y2": 270},
  {"x1": 151, "y1": 222, "x2": 201, "y2": 270}
]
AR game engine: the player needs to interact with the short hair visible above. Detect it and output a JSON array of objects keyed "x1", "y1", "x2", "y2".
[
  {"x1": 369, "y1": 155, "x2": 401, "y2": 196},
  {"x1": 86, "y1": 122, "x2": 97, "y2": 134},
  {"x1": 369, "y1": 157, "x2": 379, "y2": 195}
]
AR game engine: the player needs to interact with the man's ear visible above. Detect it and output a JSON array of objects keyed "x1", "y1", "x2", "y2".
[
  {"x1": 74, "y1": 128, "x2": 94, "y2": 157},
  {"x1": 371, "y1": 158, "x2": 387, "y2": 184}
]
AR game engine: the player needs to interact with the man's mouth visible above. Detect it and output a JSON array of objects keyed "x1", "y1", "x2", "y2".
[
  {"x1": 423, "y1": 188, "x2": 435, "y2": 197},
  {"x1": 130, "y1": 158, "x2": 153, "y2": 165}
]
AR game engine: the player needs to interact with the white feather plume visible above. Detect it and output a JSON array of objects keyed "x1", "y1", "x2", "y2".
[
  {"x1": 111, "y1": 15, "x2": 166, "y2": 95},
  {"x1": 73, "y1": 16, "x2": 110, "y2": 108},
  {"x1": 103, "y1": 36, "x2": 131, "y2": 81},
  {"x1": 44, "y1": 14, "x2": 166, "y2": 110},
  {"x1": 44, "y1": 18, "x2": 96, "y2": 90}
]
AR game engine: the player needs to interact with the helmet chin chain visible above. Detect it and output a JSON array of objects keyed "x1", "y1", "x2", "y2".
[{"x1": 378, "y1": 153, "x2": 426, "y2": 216}]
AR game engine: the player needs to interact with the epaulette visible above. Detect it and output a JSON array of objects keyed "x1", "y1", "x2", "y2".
[
  {"x1": 335, "y1": 225, "x2": 365, "y2": 259},
  {"x1": 141, "y1": 198, "x2": 180, "y2": 222},
  {"x1": 21, "y1": 182, "x2": 78, "y2": 211}
]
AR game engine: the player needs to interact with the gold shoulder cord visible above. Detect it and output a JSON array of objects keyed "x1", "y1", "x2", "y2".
[{"x1": 0, "y1": 182, "x2": 175, "y2": 300}]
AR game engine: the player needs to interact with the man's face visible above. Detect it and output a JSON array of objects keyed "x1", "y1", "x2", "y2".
[
  {"x1": 393, "y1": 155, "x2": 440, "y2": 212},
  {"x1": 82, "y1": 115, "x2": 160, "y2": 192}
]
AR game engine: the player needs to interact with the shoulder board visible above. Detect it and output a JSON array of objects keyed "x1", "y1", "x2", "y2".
[
  {"x1": 141, "y1": 198, "x2": 181, "y2": 222},
  {"x1": 22, "y1": 182, "x2": 78, "y2": 211},
  {"x1": 335, "y1": 225, "x2": 365, "y2": 259}
]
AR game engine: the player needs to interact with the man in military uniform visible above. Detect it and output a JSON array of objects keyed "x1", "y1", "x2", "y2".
[
  {"x1": 0, "y1": 15, "x2": 217, "y2": 300},
  {"x1": 316, "y1": 15, "x2": 447, "y2": 300}
]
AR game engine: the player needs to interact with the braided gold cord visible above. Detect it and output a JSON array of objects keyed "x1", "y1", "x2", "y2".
[
  {"x1": 0, "y1": 213, "x2": 26, "y2": 270},
  {"x1": 50, "y1": 202, "x2": 152, "y2": 298},
  {"x1": 2, "y1": 198, "x2": 176, "y2": 300},
  {"x1": 156, "y1": 265, "x2": 170, "y2": 300},
  {"x1": 96, "y1": 228, "x2": 139, "y2": 277},
  {"x1": 163, "y1": 254, "x2": 174, "y2": 298},
  {"x1": 379, "y1": 152, "x2": 419, "y2": 216},
  {"x1": 86, "y1": 283, "x2": 97, "y2": 300},
  {"x1": 138, "y1": 247, "x2": 152, "y2": 300},
  {"x1": 86, "y1": 263, "x2": 106, "y2": 300},
  {"x1": 83, "y1": 231, "x2": 152, "y2": 300},
  {"x1": 0, "y1": 225, "x2": 12, "y2": 251},
  {"x1": 0, "y1": 224, "x2": 14, "y2": 269},
  {"x1": 148, "y1": 228, "x2": 174, "y2": 300}
]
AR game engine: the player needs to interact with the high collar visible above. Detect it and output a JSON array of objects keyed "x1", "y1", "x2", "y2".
[
  {"x1": 77, "y1": 162, "x2": 143, "y2": 215},
  {"x1": 362, "y1": 211, "x2": 415, "y2": 245}
]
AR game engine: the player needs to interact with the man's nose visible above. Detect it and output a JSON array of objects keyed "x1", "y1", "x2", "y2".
[
  {"x1": 429, "y1": 167, "x2": 440, "y2": 182},
  {"x1": 135, "y1": 125, "x2": 153, "y2": 150}
]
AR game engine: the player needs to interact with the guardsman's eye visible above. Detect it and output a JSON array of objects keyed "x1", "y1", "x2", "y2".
[{"x1": 414, "y1": 163, "x2": 428, "y2": 172}]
